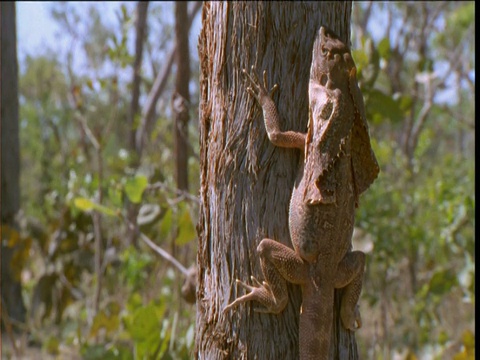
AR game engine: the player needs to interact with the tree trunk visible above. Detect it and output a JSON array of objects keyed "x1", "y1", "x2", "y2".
[
  {"x1": 196, "y1": 2, "x2": 357, "y2": 359},
  {"x1": 126, "y1": 1, "x2": 149, "y2": 247},
  {"x1": 173, "y1": 1, "x2": 191, "y2": 193},
  {"x1": 130, "y1": 1, "x2": 149, "y2": 155},
  {"x1": 1, "y1": 1, "x2": 26, "y2": 327},
  {"x1": 172, "y1": 1, "x2": 192, "y2": 265}
]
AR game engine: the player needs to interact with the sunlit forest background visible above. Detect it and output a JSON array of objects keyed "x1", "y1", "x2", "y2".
[{"x1": 2, "y1": 2, "x2": 474, "y2": 359}]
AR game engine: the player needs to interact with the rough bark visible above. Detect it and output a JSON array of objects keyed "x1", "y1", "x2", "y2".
[
  {"x1": 196, "y1": 2, "x2": 357, "y2": 359},
  {"x1": 1, "y1": 1, "x2": 26, "y2": 326}
]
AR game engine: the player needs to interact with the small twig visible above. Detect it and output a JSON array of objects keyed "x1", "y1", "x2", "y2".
[
  {"x1": 139, "y1": 231, "x2": 189, "y2": 276},
  {"x1": 409, "y1": 75, "x2": 433, "y2": 156},
  {"x1": 123, "y1": 217, "x2": 189, "y2": 276},
  {"x1": 75, "y1": 112, "x2": 101, "y2": 151},
  {"x1": 58, "y1": 273, "x2": 84, "y2": 300},
  {"x1": 147, "y1": 181, "x2": 199, "y2": 203}
]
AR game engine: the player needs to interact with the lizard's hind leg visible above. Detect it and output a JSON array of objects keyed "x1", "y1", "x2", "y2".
[
  {"x1": 334, "y1": 250, "x2": 365, "y2": 330},
  {"x1": 224, "y1": 238, "x2": 308, "y2": 314}
]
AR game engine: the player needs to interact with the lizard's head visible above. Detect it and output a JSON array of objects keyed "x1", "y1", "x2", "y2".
[{"x1": 310, "y1": 26, "x2": 356, "y2": 89}]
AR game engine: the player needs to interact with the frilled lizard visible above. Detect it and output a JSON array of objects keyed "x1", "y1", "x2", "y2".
[{"x1": 224, "y1": 27, "x2": 379, "y2": 359}]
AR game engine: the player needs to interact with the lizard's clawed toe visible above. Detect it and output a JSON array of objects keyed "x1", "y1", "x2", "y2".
[{"x1": 235, "y1": 278, "x2": 254, "y2": 291}]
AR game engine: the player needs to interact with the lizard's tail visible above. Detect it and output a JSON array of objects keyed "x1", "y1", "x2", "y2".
[{"x1": 299, "y1": 285, "x2": 335, "y2": 360}]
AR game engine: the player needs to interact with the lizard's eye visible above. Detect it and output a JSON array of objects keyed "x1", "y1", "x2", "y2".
[
  {"x1": 343, "y1": 52, "x2": 353, "y2": 64},
  {"x1": 321, "y1": 46, "x2": 328, "y2": 56}
]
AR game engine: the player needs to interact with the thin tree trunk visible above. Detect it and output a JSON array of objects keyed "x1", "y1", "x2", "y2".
[
  {"x1": 196, "y1": 2, "x2": 357, "y2": 359},
  {"x1": 172, "y1": 1, "x2": 192, "y2": 266},
  {"x1": 1, "y1": 1, "x2": 26, "y2": 327},
  {"x1": 130, "y1": 1, "x2": 149, "y2": 155},
  {"x1": 173, "y1": 1, "x2": 191, "y2": 193},
  {"x1": 126, "y1": 1, "x2": 149, "y2": 247}
]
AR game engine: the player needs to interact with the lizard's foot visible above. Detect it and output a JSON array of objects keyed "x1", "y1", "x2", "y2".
[
  {"x1": 340, "y1": 304, "x2": 362, "y2": 331},
  {"x1": 223, "y1": 276, "x2": 287, "y2": 314},
  {"x1": 242, "y1": 66, "x2": 278, "y2": 103}
]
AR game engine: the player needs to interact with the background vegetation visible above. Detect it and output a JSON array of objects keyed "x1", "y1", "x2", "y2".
[{"x1": 2, "y1": 2, "x2": 474, "y2": 359}]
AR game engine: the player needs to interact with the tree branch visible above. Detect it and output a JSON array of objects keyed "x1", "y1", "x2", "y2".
[
  {"x1": 135, "y1": 1, "x2": 202, "y2": 156},
  {"x1": 123, "y1": 217, "x2": 189, "y2": 276},
  {"x1": 146, "y1": 181, "x2": 199, "y2": 204}
]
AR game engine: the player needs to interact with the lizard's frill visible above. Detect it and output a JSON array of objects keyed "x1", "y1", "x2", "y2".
[{"x1": 348, "y1": 73, "x2": 380, "y2": 195}]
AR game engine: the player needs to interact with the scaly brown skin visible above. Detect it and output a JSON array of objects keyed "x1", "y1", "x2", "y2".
[{"x1": 224, "y1": 27, "x2": 379, "y2": 359}]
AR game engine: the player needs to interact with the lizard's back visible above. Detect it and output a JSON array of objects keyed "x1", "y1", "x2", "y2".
[{"x1": 289, "y1": 137, "x2": 356, "y2": 267}]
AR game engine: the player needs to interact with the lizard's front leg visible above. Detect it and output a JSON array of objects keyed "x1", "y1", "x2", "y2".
[
  {"x1": 224, "y1": 238, "x2": 308, "y2": 314},
  {"x1": 243, "y1": 67, "x2": 305, "y2": 150}
]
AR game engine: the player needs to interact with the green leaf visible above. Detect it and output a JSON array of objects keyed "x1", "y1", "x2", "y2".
[
  {"x1": 448, "y1": 3, "x2": 475, "y2": 30},
  {"x1": 126, "y1": 292, "x2": 143, "y2": 313},
  {"x1": 43, "y1": 336, "x2": 60, "y2": 355},
  {"x1": 377, "y1": 37, "x2": 391, "y2": 60},
  {"x1": 73, "y1": 197, "x2": 117, "y2": 216},
  {"x1": 108, "y1": 185, "x2": 123, "y2": 207},
  {"x1": 427, "y1": 269, "x2": 457, "y2": 296},
  {"x1": 366, "y1": 89, "x2": 404, "y2": 124},
  {"x1": 89, "y1": 309, "x2": 119, "y2": 338},
  {"x1": 176, "y1": 207, "x2": 196, "y2": 246},
  {"x1": 94, "y1": 203, "x2": 118, "y2": 216},
  {"x1": 124, "y1": 175, "x2": 148, "y2": 204},
  {"x1": 351, "y1": 48, "x2": 369, "y2": 70},
  {"x1": 127, "y1": 304, "x2": 160, "y2": 341},
  {"x1": 159, "y1": 208, "x2": 173, "y2": 238},
  {"x1": 74, "y1": 197, "x2": 96, "y2": 212},
  {"x1": 397, "y1": 94, "x2": 413, "y2": 113}
]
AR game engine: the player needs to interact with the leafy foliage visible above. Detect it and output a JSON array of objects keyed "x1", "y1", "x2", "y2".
[
  {"x1": 11, "y1": 2, "x2": 199, "y2": 359},
  {"x1": 352, "y1": 2, "x2": 474, "y2": 358}
]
